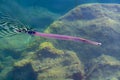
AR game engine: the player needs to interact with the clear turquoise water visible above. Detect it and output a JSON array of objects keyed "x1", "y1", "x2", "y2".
[
  {"x1": 0, "y1": 0, "x2": 120, "y2": 80},
  {"x1": 0, "y1": 0, "x2": 119, "y2": 29}
]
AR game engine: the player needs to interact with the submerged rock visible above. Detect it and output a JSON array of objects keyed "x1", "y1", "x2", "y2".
[
  {"x1": 45, "y1": 3, "x2": 120, "y2": 62},
  {"x1": 7, "y1": 42, "x2": 84, "y2": 80},
  {"x1": 85, "y1": 55, "x2": 120, "y2": 80},
  {"x1": 3, "y1": 3, "x2": 120, "y2": 80}
]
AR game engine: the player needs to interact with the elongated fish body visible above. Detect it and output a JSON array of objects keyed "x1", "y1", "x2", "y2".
[
  {"x1": 34, "y1": 32, "x2": 101, "y2": 46},
  {"x1": 0, "y1": 20, "x2": 101, "y2": 45},
  {"x1": 0, "y1": 13, "x2": 101, "y2": 45}
]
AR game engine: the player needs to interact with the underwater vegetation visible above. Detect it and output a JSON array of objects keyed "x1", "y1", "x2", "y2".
[
  {"x1": 6, "y1": 42, "x2": 84, "y2": 80},
  {"x1": 3, "y1": 41, "x2": 120, "y2": 80},
  {"x1": 45, "y1": 3, "x2": 120, "y2": 62},
  {"x1": 0, "y1": 3, "x2": 120, "y2": 80},
  {"x1": 86, "y1": 54, "x2": 120, "y2": 80},
  {"x1": 43, "y1": 3, "x2": 120, "y2": 79}
]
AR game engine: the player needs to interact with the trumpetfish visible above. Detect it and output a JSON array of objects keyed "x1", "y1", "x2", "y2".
[{"x1": 0, "y1": 16, "x2": 101, "y2": 46}]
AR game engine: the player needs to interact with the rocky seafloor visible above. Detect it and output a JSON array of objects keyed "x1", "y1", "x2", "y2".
[
  {"x1": 0, "y1": 3, "x2": 120, "y2": 80},
  {"x1": 45, "y1": 3, "x2": 120, "y2": 62}
]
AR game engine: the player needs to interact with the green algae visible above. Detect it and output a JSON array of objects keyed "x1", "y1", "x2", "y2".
[
  {"x1": 44, "y1": 21, "x2": 63, "y2": 33},
  {"x1": 37, "y1": 66, "x2": 66, "y2": 80},
  {"x1": 9, "y1": 41, "x2": 84, "y2": 80},
  {"x1": 37, "y1": 4, "x2": 120, "y2": 80},
  {"x1": 86, "y1": 55, "x2": 120, "y2": 80},
  {"x1": 34, "y1": 49, "x2": 84, "y2": 79},
  {"x1": 39, "y1": 42, "x2": 54, "y2": 50},
  {"x1": 14, "y1": 59, "x2": 32, "y2": 67},
  {"x1": 93, "y1": 54, "x2": 120, "y2": 66},
  {"x1": 2, "y1": 3, "x2": 120, "y2": 80},
  {"x1": 39, "y1": 42, "x2": 64, "y2": 55},
  {"x1": 42, "y1": 3, "x2": 120, "y2": 63}
]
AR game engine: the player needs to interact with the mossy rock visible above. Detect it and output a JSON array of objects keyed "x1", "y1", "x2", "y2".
[
  {"x1": 32, "y1": 49, "x2": 84, "y2": 80},
  {"x1": 38, "y1": 42, "x2": 64, "y2": 56},
  {"x1": 85, "y1": 55, "x2": 120, "y2": 80},
  {"x1": 7, "y1": 41, "x2": 84, "y2": 80},
  {"x1": 44, "y1": 3, "x2": 120, "y2": 62},
  {"x1": 14, "y1": 59, "x2": 32, "y2": 67}
]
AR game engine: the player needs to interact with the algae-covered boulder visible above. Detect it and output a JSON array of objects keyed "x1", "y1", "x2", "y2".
[
  {"x1": 3, "y1": 3, "x2": 120, "y2": 80},
  {"x1": 35, "y1": 42, "x2": 84, "y2": 80},
  {"x1": 85, "y1": 54, "x2": 120, "y2": 80},
  {"x1": 7, "y1": 42, "x2": 84, "y2": 80},
  {"x1": 45, "y1": 3, "x2": 120, "y2": 62}
]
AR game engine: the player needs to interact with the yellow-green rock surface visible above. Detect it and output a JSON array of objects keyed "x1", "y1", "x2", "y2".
[{"x1": 7, "y1": 42, "x2": 84, "y2": 80}]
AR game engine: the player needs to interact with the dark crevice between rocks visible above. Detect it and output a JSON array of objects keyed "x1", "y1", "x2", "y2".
[
  {"x1": 71, "y1": 72, "x2": 84, "y2": 80},
  {"x1": 6, "y1": 63, "x2": 37, "y2": 80},
  {"x1": 36, "y1": 48, "x2": 59, "y2": 59}
]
